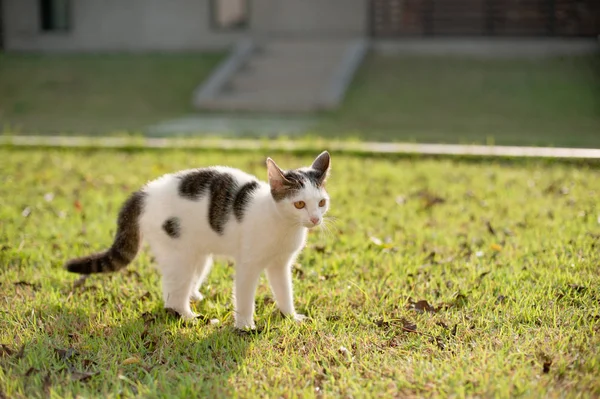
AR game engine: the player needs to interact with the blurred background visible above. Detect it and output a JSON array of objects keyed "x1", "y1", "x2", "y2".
[{"x1": 0, "y1": 0, "x2": 598, "y2": 148}]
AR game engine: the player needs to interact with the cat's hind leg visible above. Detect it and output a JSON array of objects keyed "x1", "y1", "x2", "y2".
[
  {"x1": 233, "y1": 260, "x2": 263, "y2": 329},
  {"x1": 190, "y1": 255, "x2": 213, "y2": 302},
  {"x1": 154, "y1": 250, "x2": 200, "y2": 320}
]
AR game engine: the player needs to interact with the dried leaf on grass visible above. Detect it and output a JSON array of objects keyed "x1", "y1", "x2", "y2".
[
  {"x1": 138, "y1": 292, "x2": 152, "y2": 302},
  {"x1": 54, "y1": 347, "x2": 78, "y2": 362},
  {"x1": 543, "y1": 360, "x2": 552, "y2": 374},
  {"x1": 122, "y1": 357, "x2": 140, "y2": 365},
  {"x1": 478, "y1": 271, "x2": 491, "y2": 281},
  {"x1": 0, "y1": 344, "x2": 24, "y2": 359},
  {"x1": 414, "y1": 189, "x2": 446, "y2": 209},
  {"x1": 70, "y1": 370, "x2": 99, "y2": 382},
  {"x1": 72, "y1": 275, "x2": 89, "y2": 290},
  {"x1": 141, "y1": 311, "x2": 157, "y2": 326},
  {"x1": 408, "y1": 299, "x2": 437, "y2": 313},
  {"x1": 557, "y1": 284, "x2": 589, "y2": 301},
  {"x1": 314, "y1": 245, "x2": 327, "y2": 254},
  {"x1": 0, "y1": 344, "x2": 14, "y2": 357},
  {"x1": 495, "y1": 295, "x2": 507, "y2": 305},
  {"x1": 490, "y1": 243, "x2": 503, "y2": 252},
  {"x1": 374, "y1": 317, "x2": 417, "y2": 333},
  {"x1": 538, "y1": 352, "x2": 553, "y2": 374},
  {"x1": 14, "y1": 281, "x2": 40, "y2": 290},
  {"x1": 486, "y1": 221, "x2": 496, "y2": 236},
  {"x1": 543, "y1": 182, "x2": 569, "y2": 196},
  {"x1": 43, "y1": 373, "x2": 52, "y2": 396}
]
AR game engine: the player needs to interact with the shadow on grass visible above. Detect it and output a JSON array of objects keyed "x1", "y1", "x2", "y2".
[{"x1": 2, "y1": 298, "x2": 254, "y2": 397}]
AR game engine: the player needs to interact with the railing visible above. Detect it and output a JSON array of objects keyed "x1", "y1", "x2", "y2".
[{"x1": 370, "y1": 0, "x2": 600, "y2": 37}]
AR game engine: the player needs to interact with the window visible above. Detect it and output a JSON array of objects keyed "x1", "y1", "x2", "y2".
[
  {"x1": 0, "y1": 0, "x2": 4, "y2": 49},
  {"x1": 211, "y1": 0, "x2": 249, "y2": 30},
  {"x1": 40, "y1": 0, "x2": 70, "y2": 32}
]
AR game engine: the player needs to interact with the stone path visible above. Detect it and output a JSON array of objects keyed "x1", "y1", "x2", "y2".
[
  {"x1": 145, "y1": 114, "x2": 316, "y2": 137},
  {"x1": 3, "y1": 136, "x2": 599, "y2": 160},
  {"x1": 193, "y1": 38, "x2": 367, "y2": 113}
]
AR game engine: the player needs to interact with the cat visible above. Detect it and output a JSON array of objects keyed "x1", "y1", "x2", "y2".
[{"x1": 65, "y1": 151, "x2": 331, "y2": 330}]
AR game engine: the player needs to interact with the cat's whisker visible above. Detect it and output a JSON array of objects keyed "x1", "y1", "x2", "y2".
[
  {"x1": 326, "y1": 218, "x2": 341, "y2": 239},
  {"x1": 323, "y1": 218, "x2": 339, "y2": 232},
  {"x1": 318, "y1": 224, "x2": 331, "y2": 240},
  {"x1": 324, "y1": 215, "x2": 338, "y2": 224}
]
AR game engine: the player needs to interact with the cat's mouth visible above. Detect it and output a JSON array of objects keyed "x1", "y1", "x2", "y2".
[{"x1": 304, "y1": 221, "x2": 321, "y2": 229}]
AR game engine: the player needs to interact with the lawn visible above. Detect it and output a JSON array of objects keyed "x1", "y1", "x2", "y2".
[
  {"x1": 0, "y1": 53, "x2": 224, "y2": 135},
  {"x1": 0, "y1": 147, "x2": 599, "y2": 398},
  {"x1": 319, "y1": 54, "x2": 600, "y2": 148},
  {"x1": 1, "y1": 52, "x2": 599, "y2": 148}
]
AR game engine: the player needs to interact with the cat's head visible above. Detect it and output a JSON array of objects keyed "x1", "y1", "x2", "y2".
[{"x1": 267, "y1": 151, "x2": 331, "y2": 228}]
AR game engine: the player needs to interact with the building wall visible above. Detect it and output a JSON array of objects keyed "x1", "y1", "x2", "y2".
[
  {"x1": 0, "y1": 0, "x2": 4, "y2": 49},
  {"x1": 2, "y1": 0, "x2": 242, "y2": 52},
  {"x1": 251, "y1": 0, "x2": 367, "y2": 38},
  {"x1": 2, "y1": 0, "x2": 368, "y2": 52}
]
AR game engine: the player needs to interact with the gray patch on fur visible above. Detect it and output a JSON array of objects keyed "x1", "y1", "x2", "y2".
[
  {"x1": 283, "y1": 170, "x2": 306, "y2": 188},
  {"x1": 178, "y1": 169, "x2": 218, "y2": 200},
  {"x1": 233, "y1": 181, "x2": 259, "y2": 222},
  {"x1": 162, "y1": 217, "x2": 181, "y2": 238},
  {"x1": 65, "y1": 191, "x2": 146, "y2": 274},
  {"x1": 298, "y1": 169, "x2": 326, "y2": 188},
  {"x1": 271, "y1": 170, "x2": 304, "y2": 202},
  {"x1": 208, "y1": 173, "x2": 238, "y2": 235}
]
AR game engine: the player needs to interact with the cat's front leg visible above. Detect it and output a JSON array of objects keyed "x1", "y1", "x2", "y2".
[
  {"x1": 266, "y1": 263, "x2": 306, "y2": 322},
  {"x1": 233, "y1": 263, "x2": 262, "y2": 330}
]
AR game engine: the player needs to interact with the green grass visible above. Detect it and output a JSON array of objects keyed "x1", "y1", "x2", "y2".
[
  {"x1": 1, "y1": 148, "x2": 599, "y2": 398},
  {"x1": 319, "y1": 54, "x2": 600, "y2": 148},
  {"x1": 0, "y1": 53, "x2": 224, "y2": 134},
  {"x1": 2, "y1": 52, "x2": 599, "y2": 148}
]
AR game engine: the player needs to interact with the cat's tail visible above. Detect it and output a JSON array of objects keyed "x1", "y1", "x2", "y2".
[{"x1": 65, "y1": 191, "x2": 146, "y2": 274}]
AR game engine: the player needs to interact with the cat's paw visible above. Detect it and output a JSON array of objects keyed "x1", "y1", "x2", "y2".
[
  {"x1": 165, "y1": 307, "x2": 199, "y2": 321},
  {"x1": 292, "y1": 313, "x2": 308, "y2": 323},
  {"x1": 235, "y1": 326, "x2": 263, "y2": 336},
  {"x1": 234, "y1": 318, "x2": 256, "y2": 331},
  {"x1": 189, "y1": 291, "x2": 204, "y2": 302}
]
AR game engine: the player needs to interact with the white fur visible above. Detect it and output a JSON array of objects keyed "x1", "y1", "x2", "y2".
[{"x1": 138, "y1": 160, "x2": 330, "y2": 329}]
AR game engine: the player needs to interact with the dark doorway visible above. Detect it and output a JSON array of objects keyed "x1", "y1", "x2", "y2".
[{"x1": 40, "y1": 0, "x2": 71, "y2": 32}]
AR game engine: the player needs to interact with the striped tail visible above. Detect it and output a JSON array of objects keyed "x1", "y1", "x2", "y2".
[{"x1": 65, "y1": 191, "x2": 146, "y2": 274}]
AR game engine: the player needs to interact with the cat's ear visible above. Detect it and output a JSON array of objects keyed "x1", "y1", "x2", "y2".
[
  {"x1": 311, "y1": 151, "x2": 331, "y2": 184},
  {"x1": 266, "y1": 157, "x2": 288, "y2": 191}
]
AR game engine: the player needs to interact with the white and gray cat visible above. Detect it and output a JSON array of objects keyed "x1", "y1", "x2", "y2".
[{"x1": 65, "y1": 151, "x2": 331, "y2": 329}]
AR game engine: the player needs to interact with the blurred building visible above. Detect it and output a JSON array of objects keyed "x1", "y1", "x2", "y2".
[{"x1": 1, "y1": 0, "x2": 598, "y2": 52}]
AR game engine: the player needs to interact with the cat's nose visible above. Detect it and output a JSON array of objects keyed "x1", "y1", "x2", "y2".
[{"x1": 310, "y1": 217, "x2": 320, "y2": 225}]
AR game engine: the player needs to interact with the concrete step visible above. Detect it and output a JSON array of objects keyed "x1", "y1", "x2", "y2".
[
  {"x1": 243, "y1": 56, "x2": 340, "y2": 71},
  {"x1": 258, "y1": 39, "x2": 351, "y2": 57},
  {"x1": 193, "y1": 38, "x2": 368, "y2": 113},
  {"x1": 201, "y1": 91, "x2": 324, "y2": 113},
  {"x1": 227, "y1": 66, "x2": 334, "y2": 91},
  {"x1": 226, "y1": 76, "x2": 330, "y2": 93}
]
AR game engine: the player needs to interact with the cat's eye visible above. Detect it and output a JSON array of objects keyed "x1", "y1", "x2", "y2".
[
  {"x1": 294, "y1": 201, "x2": 306, "y2": 209},
  {"x1": 318, "y1": 199, "x2": 327, "y2": 207}
]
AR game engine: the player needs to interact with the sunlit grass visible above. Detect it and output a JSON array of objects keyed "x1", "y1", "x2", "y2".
[
  {"x1": 0, "y1": 148, "x2": 599, "y2": 398},
  {"x1": 320, "y1": 54, "x2": 600, "y2": 148},
  {"x1": 0, "y1": 53, "x2": 224, "y2": 135}
]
